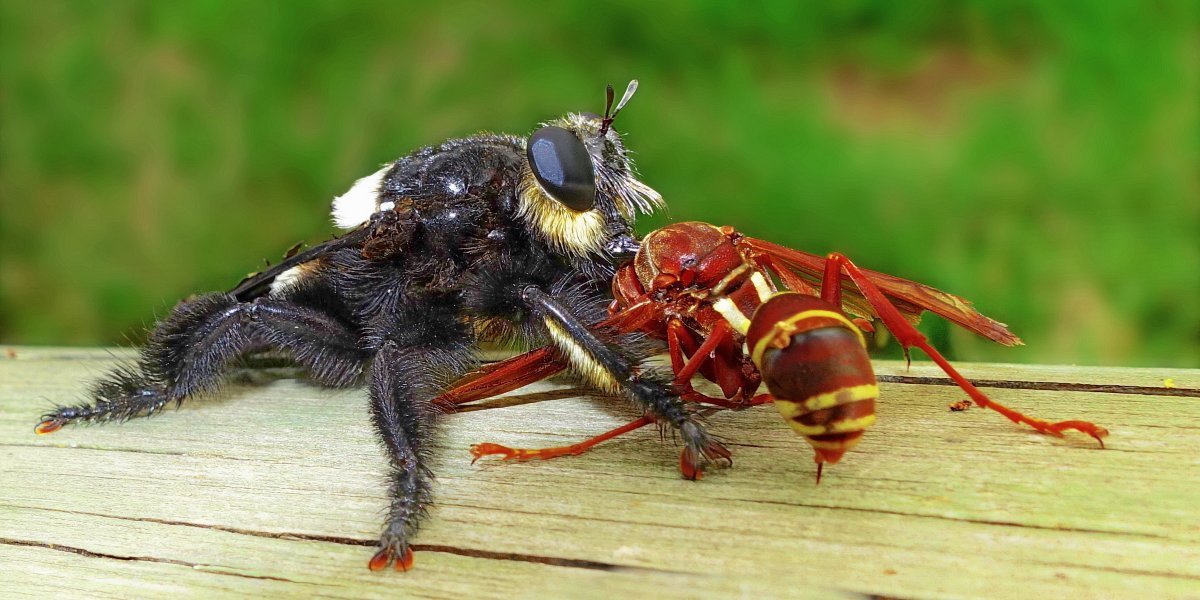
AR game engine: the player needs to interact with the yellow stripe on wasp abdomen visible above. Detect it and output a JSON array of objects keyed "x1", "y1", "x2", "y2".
[{"x1": 743, "y1": 293, "x2": 879, "y2": 471}]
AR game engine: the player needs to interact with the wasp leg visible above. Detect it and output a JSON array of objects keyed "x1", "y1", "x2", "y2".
[
  {"x1": 36, "y1": 292, "x2": 368, "y2": 434},
  {"x1": 467, "y1": 314, "x2": 750, "y2": 471},
  {"x1": 519, "y1": 286, "x2": 730, "y2": 479},
  {"x1": 471, "y1": 416, "x2": 655, "y2": 463},
  {"x1": 667, "y1": 318, "x2": 760, "y2": 409},
  {"x1": 366, "y1": 309, "x2": 473, "y2": 573},
  {"x1": 819, "y1": 253, "x2": 1109, "y2": 446}
]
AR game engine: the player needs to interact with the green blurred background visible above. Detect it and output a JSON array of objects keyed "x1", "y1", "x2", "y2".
[{"x1": 1, "y1": 1, "x2": 1197, "y2": 367}]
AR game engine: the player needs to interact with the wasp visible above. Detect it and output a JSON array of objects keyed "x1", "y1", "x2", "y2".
[
  {"x1": 449, "y1": 222, "x2": 1109, "y2": 479},
  {"x1": 35, "y1": 82, "x2": 732, "y2": 571}
]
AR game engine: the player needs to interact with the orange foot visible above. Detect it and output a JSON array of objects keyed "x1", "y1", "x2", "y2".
[
  {"x1": 679, "y1": 441, "x2": 733, "y2": 480},
  {"x1": 973, "y1": 397, "x2": 1109, "y2": 448},
  {"x1": 1034, "y1": 419, "x2": 1109, "y2": 448},
  {"x1": 368, "y1": 546, "x2": 414, "y2": 572},
  {"x1": 35, "y1": 417, "x2": 65, "y2": 435}
]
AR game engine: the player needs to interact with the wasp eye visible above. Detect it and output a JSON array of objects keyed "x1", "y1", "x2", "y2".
[{"x1": 527, "y1": 126, "x2": 596, "y2": 211}]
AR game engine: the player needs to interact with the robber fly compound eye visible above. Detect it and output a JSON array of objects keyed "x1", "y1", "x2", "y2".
[{"x1": 527, "y1": 125, "x2": 597, "y2": 212}]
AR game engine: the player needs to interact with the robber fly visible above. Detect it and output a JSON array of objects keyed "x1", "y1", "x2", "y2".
[
  {"x1": 34, "y1": 82, "x2": 729, "y2": 572},
  {"x1": 447, "y1": 222, "x2": 1108, "y2": 480}
]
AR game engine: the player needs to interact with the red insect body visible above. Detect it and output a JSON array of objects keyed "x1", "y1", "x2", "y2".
[{"x1": 440, "y1": 222, "x2": 1107, "y2": 479}]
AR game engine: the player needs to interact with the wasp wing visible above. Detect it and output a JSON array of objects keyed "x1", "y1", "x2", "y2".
[
  {"x1": 434, "y1": 347, "x2": 565, "y2": 407},
  {"x1": 741, "y1": 237, "x2": 1022, "y2": 346}
]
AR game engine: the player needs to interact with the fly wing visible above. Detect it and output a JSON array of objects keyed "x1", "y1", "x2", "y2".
[
  {"x1": 741, "y1": 237, "x2": 1022, "y2": 346},
  {"x1": 228, "y1": 225, "x2": 373, "y2": 302}
]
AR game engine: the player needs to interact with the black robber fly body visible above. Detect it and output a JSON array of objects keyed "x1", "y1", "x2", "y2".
[{"x1": 36, "y1": 82, "x2": 727, "y2": 571}]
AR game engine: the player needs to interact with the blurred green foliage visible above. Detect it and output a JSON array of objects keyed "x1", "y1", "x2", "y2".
[{"x1": 1, "y1": 1, "x2": 1196, "y2": 366}]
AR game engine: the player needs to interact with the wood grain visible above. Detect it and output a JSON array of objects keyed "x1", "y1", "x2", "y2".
[{"x1": 1, "y1": 346, "x2": 1197, "y2": 599}]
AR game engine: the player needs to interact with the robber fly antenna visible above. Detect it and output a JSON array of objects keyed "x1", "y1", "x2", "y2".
[{"x1": 599, "y1": 79, "x2": 638, "y2": 136}]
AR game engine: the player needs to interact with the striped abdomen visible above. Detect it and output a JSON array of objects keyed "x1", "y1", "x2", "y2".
[{"x1": 745, "y1": 293, "x2": 878, "y2": 467}]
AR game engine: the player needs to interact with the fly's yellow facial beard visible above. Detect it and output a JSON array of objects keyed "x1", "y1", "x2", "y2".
[{"x1": 517, "y1": 169, "x2": 609, "y2": 258}]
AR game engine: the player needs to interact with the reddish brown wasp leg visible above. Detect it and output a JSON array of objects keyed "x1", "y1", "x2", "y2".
[
  {"x1": 666, "y1": 319, "x2": 692, "y2": 374},
  {"x1": 439, "y1": 301, "x2": 660, "y2": 410},
  {"x1": 472, "y1": 321, "x2": 745, "y2": 469},
  {"x1": 821, "y1": 253, "x2": 1109, "y2": 446},
  {"x1": 677, "y1": 320, "x2": 734, "y2": 382},
  {"x1": 744, "y1": 393, "x2": 774, "y2": 406},
  {"x1": 470, "y1": 416, "x2": 654, "y2": 463},
  {"x1": 666, "y1": 320, "x2": 751, "y2": 409}
]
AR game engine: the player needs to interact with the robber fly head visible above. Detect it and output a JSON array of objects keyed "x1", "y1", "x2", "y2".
[{"x1": 518, "y1": 80, "x2": 662, "y2": 258}]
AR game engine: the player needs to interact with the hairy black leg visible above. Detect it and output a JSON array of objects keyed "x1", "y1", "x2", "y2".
[
  {"x1": 364, "y1": 303, "x2": 473, "y2": 571},
  {"x1": 37, "y1": 292, "x2": 368, "y2": 434},
  {"x1": 519, "y1": 286, "x2": 730, "y2": 478}
]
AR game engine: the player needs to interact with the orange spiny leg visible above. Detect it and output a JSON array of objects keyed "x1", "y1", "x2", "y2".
[
  {"x1": 470, "y1": 416, "x2": 654, "y2": 463},
  {"x1": 820, "y1": 253, "x2": 1108, "y2": 446}
]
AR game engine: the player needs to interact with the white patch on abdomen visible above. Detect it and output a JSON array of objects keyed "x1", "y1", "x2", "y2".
[
  {"x1": 331, "y1": 164, "x2": 391, "y2": 229},
  {"x1": 268, "y1": 261, "x2": 322, "y2": 296},
  {"x1": 268, "y1": 265, "x2": 305, "y2": 296}
]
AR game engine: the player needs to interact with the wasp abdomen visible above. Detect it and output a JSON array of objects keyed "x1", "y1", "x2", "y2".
[{"x1": 746, "y1": 293, "x2": 878, "y2": 467}]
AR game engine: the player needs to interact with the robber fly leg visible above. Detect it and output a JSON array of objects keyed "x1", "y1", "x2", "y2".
[
  {"x1": 366, "y1": 311, "x2": 474, "y2": 572},
  {"x1": 819, "y1": 253, "x2": 1109, "y2": 446},
  {"x1": 37, "y1": 291, "x2": 368, "y2": 434},
  {"x1": 519, "y1": 286, "x2": 730, "y2": 478}
]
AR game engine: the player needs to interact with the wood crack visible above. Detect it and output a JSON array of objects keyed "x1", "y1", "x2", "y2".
[
  {"x1": 2, "y1": 504, "x2": 675, "y2": 575},
  {"x1": 0, "y1": 442, "x2": 293, "y2": 464},
  {"x1": 0, "y1": 536, "x2": 300, "y2": 583},
  {"x1": 711, "y1": 497, "x2": 1170, "y2": 539},
  {"x1": 1034, "y1": 559, "x2": 1200, "y2": 581},
  {"x1": 877, "y1": 374, "x2": 1198, "y2": 397}
]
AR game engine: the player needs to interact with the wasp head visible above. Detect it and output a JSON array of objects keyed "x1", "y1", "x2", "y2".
[
  {"x1": 518, "y1": 80, "x2": 662, "y2": 259},
  {"x1": 634, "y1": 222, "x2": 748, "y2": 294}
]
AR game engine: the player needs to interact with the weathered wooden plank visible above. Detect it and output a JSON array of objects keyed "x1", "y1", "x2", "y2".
[{"x1": 1, "y1": 347, "x2": 1197, "y2": 599}]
